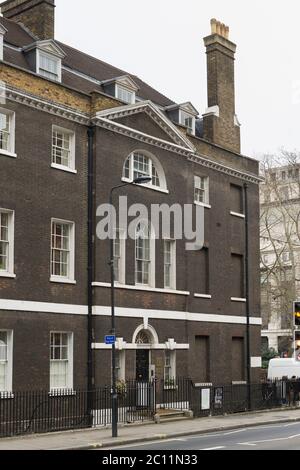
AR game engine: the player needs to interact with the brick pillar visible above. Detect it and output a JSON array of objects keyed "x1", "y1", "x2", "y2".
[
  {"x1": 203, "y1": 19, "x2": 241, "y2": 154},
  {"x1": 1, "y1": 0, "x2": 55, "y2": 40}
]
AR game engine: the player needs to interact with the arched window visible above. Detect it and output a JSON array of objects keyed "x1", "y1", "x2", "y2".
[
  {"x1": 123, "y1": 151, "x2": 167, "y2": 191},
  {"x1": 135, "y1": 221, "x2": 155, "y2": 286},
  {"x1": 135, "y1": 330, "x2": 152, "y2": 345}
]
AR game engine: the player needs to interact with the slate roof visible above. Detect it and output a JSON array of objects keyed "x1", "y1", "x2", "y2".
[{"x1": 0, "y1": 16, "x2": 175, "y2": 107}]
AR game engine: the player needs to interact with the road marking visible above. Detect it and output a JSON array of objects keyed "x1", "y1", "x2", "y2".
[
  {"x1": 238, "y1": 442, "x2": 257, "y2": 446},
  {"x1": 238, "y1": 433, "x2": 300, "y2": 446},
  {"x1": 200, "y1": 446, "x2": 226, "y2": 451}
]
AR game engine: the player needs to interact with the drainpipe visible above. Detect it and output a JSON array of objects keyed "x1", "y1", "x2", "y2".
[
  {"x1": 244, "y1": 183, "x2": 252, "y2": 410},
  {"x1": 87, "y1": 125, "x2": 95, "y2": 420}
]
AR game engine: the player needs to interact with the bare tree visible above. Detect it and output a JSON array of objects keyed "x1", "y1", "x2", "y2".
[{"x1": 260, "y1": 150, "x2": 300, "y2": 353}]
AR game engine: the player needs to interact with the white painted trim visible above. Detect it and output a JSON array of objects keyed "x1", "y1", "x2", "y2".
[
  {"x1": 37, "y1": 49, "x2": 62, "y2": 83},
  {"x1": 0, "y1": 299, "x2": 87, "y2": 315},
  {"x1": 164, "y1": 239, "x2": 176, "y2": 290},
  {"x1": 0, "y1": 273, "x2": 16, "y2": 279},
  {"x1": 0, "y1": 329, "x2": 13, "y2": 393},
  {"x1": 50, "y1": 277, "x2": 77, "y2": 285},
  {"x1": 95, "y1": 100, "x2": 195, "y2": 151},
  {"x1": 0, "y1": 209, "x2": 15, "y2": 277},
  {"x1": 52, "y1": 125, "x2": 76, "y2": 171},
  {"x1": 132, "y1": 323, "x2": 159, "y2": 345},
  {"x1": 92, "y1": 282, "x2": 190, "y2": 296},
  {"x1": 121, "y1": 177, "x2": 169, "y2": 194},
  {"x1": 230, "y1": 211, "x2": 245, "y2": 219},
  {"x1": 93, "y1": 306, "x2": 262, "y2": 326},
  {"x1": 231, "y1": 297, "x2": 247, "y2": 303},
  {"x1": 92, "y1": 342, "x2": 190, "y2": 351},
  {"x1": 194, "y1": 294, "x2": 212, "y2": 299},
  {"x1": 0, "y1": 300, "x2": 262, "y2": 325},
  {"x1": 0, "y1": 150, "x2": 17, "y2": 159},
  {"x1": 50, "y1": 219, "x2": 75, "y2": 284},
  {"x1": 51, "y1": 163, "x2": 77, "y2": 174},
  {"x1": 203, "y1": 105, "x2": 220, "y2": 118},
  {"x1": 50, "y1": 331, "x2": 73, "y2": 391},
  {"x1": 194, "y1": 201, "x2": 211, "y2": 209},
  {"x1": 0, "y1": 108, "x2": 15, "y2": 155}
]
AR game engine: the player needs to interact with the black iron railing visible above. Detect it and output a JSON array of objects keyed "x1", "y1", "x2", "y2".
[{"x1": 0, "y1": 379, "x2": 299, "y2": 438}]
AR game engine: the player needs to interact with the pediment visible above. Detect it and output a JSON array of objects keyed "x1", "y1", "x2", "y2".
[
  {"x1": 23, "y1": 40, "x2": 66, "y2": 58},
  {"x1": 96, "y1": 101, "x2": 195, "y2": 151}
]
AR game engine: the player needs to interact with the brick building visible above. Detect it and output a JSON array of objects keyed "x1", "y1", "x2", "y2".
[{"x1": 0, "y1": 1, "x2": 261, "y2": 393}]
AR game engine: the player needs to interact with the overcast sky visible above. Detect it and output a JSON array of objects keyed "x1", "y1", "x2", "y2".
[{"x1": 56, "y1": 0, "x2": 300, "y2": 158}]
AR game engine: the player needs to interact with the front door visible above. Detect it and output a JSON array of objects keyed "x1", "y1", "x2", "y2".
[{"x1": 136, "y1": 349, "x2": 149, "y2": 381}]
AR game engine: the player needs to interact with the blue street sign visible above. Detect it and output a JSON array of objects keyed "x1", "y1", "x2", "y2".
[{"x1": 105, "y1": 335, "x2": 116, "y2": 345}]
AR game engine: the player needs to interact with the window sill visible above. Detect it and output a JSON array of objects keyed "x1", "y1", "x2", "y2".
[
  {"x1": 121, "y1": 177, "x2": 169, "y2": 194},
  {"x1": 49, "y1": 389, "x2": 76, "y2": 397},
  {"x1": 50, "y1": 277, "x2": 77, "y2": 285},
  {"x1": 194, "y1": 294, "x2": 212, "y2": 299},
  {"x1": 194, "y1": 201, "x2": 211, "y2": 209},
  {"x1": 231, "y1": 297, "x2": 247, "y2": 303},
  {"x1": 0, "y1": 149, "x2": 17, "y2": 159},
  {"x1": 230, "y1": 211, "x2": 245, "y2": 219},
  {"x1": 51, "y1": 163, "x2": 77, "y2": 174},
  {"x1": 0, "y1": 392, "x2": 14, "y2": 399},
  {"x1": 0, "y1": 272, "x2": 16, "y2": 279}
]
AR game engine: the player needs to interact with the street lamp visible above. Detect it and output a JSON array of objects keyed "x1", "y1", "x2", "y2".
[{"x1": 109, "y1": 176, "x2": 152, "y2": 438}]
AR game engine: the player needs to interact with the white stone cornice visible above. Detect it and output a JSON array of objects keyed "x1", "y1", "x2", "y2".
[
  {"x1": 95, "y1": 117, "x2": 192, "y2": 157},
  {"x1": 96, "y1": 100, "x2": 195, "y2": 151},
  {"x1": 2, "y1": 84, "x2": 90, "y2": 125},
  {"x1": 95, "y1": 116, "x2": 262, "y2": 185}
]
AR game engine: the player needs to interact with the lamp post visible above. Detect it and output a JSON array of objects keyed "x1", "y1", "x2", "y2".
[{"x1": 109, "y1": 176, "x2": 152, "y2": 438}]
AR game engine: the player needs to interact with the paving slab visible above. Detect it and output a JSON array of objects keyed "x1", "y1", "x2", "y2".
[{"x1": 1, "y1": 408, "x2": 300, "y2": 450}]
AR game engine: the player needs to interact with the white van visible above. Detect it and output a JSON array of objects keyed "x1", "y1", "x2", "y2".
[{"x1": 268, "y1": 358, "x2": 300, "y2": 380}]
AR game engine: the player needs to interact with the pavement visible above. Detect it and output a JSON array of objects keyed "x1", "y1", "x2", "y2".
[{"x1": 1, "y1": 407, "x2": 300, "y2": 450}]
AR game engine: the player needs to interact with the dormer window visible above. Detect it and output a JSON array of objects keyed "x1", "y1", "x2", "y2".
[
  {"x1": 116, "y1": 85, "x2": 135, "y2": 104},
  {"x1": 38, "y1": 51, "x2": 60, "y2": 81},
  {"x1": 23, "y1": 40, "x2": 66, "y2": 84},
  {"x1": 102, "y1": 75, "x2": 139, "y2": 105},
  {"x1": 180, "y1": 110, "x2": 195, "y2": 134},
  {"x1": 165, "y1": 102, "x2": 198, "y2": 136}
]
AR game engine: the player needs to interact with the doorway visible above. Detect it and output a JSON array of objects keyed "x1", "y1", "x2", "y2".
[{"x1": 136, "y1": 349, "x2": 150, "y2": 381}]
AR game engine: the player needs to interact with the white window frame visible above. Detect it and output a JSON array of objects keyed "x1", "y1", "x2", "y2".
[
  {"x1": 179, "y1": 110, "x2": 195, "y2": 135},
  {"x1": 0, "y1": 330, "x2": 13, "y2": 394},
  {"x1": 50, "y1": 332, "x2": 73, "y2": 391},
  {"x1": 51, "y1": 125, "x2": 76, "y2": 173},
  {"x1": 37, "y1": 50, "x2": 61, "y2": 82},
  {"x1": 194, "y1": 175, "x2": 209, "y2": 206},
  {"x1": 164, "y1": 350, "x2": 176, "y2": 385},
  {"x1": 0, "y1": 108, "x2": 16, "y2": 158},
  {"x1": 50, "y1": 219, "x2": 76, "y2": 284},
  {"x1": 115, "y1": 84, "x2": 135, "y2": 104},
  {"x1": 0, "y1": 209, "x2": 15, "y2": 278},
  {"x1": 164, "y1": 240, "x2": 176, "y2": 290},
  {"x1": 135, "y1": 221, "x2": 155, "y2": 288},
  {"x1": 122, "y1": 151, "x2": 168, "y2": 193}
]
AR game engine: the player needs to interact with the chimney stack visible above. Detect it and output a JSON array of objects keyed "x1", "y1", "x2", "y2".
[
  {"x1": 203, "y1": 19, "x2": 241, "y2": 154},
  {"x1": 0, "y1": 0, "x2": 55, "y2": 40}
]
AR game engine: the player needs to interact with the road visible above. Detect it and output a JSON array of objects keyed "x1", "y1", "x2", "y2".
[{"x1": 106, "y1": 422, "x2": 300, "y2": 450}]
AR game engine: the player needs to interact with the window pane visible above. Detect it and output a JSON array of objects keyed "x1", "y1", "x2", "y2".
[
  {"x1": 39, "y1": 53, "x2": 59, "y2": 81},
  {"x1": 51, "y1": 222, "x2": 71, "y2": 278},
  {"x1": 0, "y1": 113, "x2": 10, "y2": 151},
  {"x1": 52, "y1": 129, "x2": 72, "y2": 167}
]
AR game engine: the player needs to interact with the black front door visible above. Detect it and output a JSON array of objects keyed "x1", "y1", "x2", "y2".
[{"x1": 136, "y1": 349, "x2": 149, "y2": 381}]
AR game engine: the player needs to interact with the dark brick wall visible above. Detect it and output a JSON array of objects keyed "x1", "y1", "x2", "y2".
[
  {"x1": 0, "y1": 102, "x2": 88, "y2": 305},
  {"x1": 0, "y1": 310, "x2": 87, "y2": 391}
]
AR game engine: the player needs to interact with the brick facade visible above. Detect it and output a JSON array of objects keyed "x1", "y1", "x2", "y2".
[{"x1": 0, "y1": 4, "x2": 262, "y2": 392}]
